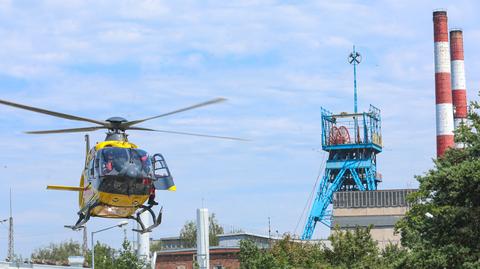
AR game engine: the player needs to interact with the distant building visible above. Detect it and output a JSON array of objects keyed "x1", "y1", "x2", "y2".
[
  {"x1": 331, "y1": 189, "x2": 416, "y2": 248},
  {"x1": 152, "y1": 232, "x2": 277, "y2": 250},
  {"x1": 0, "y1": 256, "x2": 85, "y2": 269},
  {"x1": 154, "y1": 247, "x2": 240, "y2": 269},
  {"x1": 152, "y1": 232, "x2": 277, "y2": 269}
]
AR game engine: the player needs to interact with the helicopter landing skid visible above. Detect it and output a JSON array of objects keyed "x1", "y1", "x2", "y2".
[
  {"x1": 64, "y1": 212, "x2": 90, "y2": 231},
  {"x1": 64, "y1": 203, "x2": 96, "y2": 231},
  {"x1": 130, "y1": 205, "x2": 163, "y2": 234}
]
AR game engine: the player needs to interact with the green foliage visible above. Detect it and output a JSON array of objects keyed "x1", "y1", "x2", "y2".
[
  {"x1": 85, "y1": 242, "x2": 116, "y2": 269},
  {"x1": 238, "y1": 229, "x2": 412, "y2": 269},
  {"x1": 84, "y1": 239, "x2": 146, "y2": 269},
  {"x1": 270, "y1": 234, "x2": 326, "y2": 268},
  {"x1": 179, "y1": 213, "x2": 225, "y2": 247},
  {"x1": 150, "y1": 240, "x2": 163, "y2": 252},
  {"x1": 180, "y1": 220, "x2": 197, "y2": 248},
  {"x1": 326, "y1": 226, "x2": 381, "y2": 268},
  {"x1": 209, "y1": 213, "x2": 224, "y2": 246},
  {"x1": 239, "y1": 235, "x2": 330, "y2": 269},
  {"x1": 113, "y1": 240, "x2": 147, "y2": 269},
  {"x1": 239, "y1": 239, "x2": 279, "y2": 269},
  {"x1": 395, "y1": 100, "x2": 480, "y2": 268},
  {"x1": 32, "y1": 239, "x2": 145, "y2": 269},
  {"x1": 31, "y1": 240, "x2": 82, "y2": 263},
  {"x1": 380, "y1": 243, "x2": 408, "y2": 269}
]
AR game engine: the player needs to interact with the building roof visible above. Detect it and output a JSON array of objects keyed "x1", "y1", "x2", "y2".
[
  {"x1": 152, "y1": 231, "x2": 280, "y2": 242},
  {"x1": 156, "y1": 246, "x2": 240, "y2": 255}
]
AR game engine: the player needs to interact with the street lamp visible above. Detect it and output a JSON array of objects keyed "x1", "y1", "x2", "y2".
[{"x1": 91, "y1": 220, "x2": 128, "y2": 269}]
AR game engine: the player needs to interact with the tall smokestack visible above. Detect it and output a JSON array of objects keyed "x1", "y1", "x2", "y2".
[
  {"x1": 433, "y1": 10, "x2": 455, "y2": 157},
  {"x1": 450, "y1": 29, "x2": 468, "y2": 142}
]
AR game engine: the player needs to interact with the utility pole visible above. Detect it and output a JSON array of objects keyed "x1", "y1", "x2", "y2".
[
  {"x1": 82, "y1": 225, "x2": 88, "y2": 257},
  {"x1": 268, "y1": 217, "x2": 272, "y2": 248},
  {"x1": 8, "y1": 189, "x2": 14, "y2": 261},
  {"x1": 268, "y1": 217, "x2": 271, "y2": 239}
]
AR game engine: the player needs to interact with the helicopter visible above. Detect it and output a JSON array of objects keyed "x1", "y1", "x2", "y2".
[{"x1": 0, "y1": 97, "x2": 244, "y2": 233}]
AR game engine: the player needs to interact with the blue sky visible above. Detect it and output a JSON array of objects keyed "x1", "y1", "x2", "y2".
[{"x1": 0, "y1": 0, "x2": 479, "y2": 258}]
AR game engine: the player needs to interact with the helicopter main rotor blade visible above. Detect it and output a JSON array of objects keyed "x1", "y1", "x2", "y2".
[
  {"x1": 25, "y1": 126, "x2": 106, "y2": 134},
  {"x1": 122, "y1": 97, "x2": 227, "y2": 128},
  {"x1": 0, "y1": 99, "x2": 107, "y2": 126},
  {"x1": 129, "y1": 126, "x2": 249, "y2": 141}
]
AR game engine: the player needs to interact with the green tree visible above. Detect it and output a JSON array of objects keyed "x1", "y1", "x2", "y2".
[
  {"x1": 31, "y1": 238, "x2": 147, "y2": 268},
  {"x1": 239, "y1": 228, "x2": 412, "y2": 268},
  {"x1": 85, "y1": 242, "x2": 116, "y2": 269},
  {"x1": 150, "y1": 240, "x2": 163, "y2": 252},
  {"x1": 325, "y1": 226, "x2": 381, "y2": 268},
  {"x1": 84, "y1": 239, "x2": 146, "y2": 269},
  {"x1": 180, "y1": 220, "x2": 197, "y2": 248},
  {"x1": 31, "y1": 240, "x2": 82, "y2": 263},
  {"x1": 270, "y1": 234, "x2": 326, "y2": 268},
  {"x1": 239, "y1": 239, "x2": 278, "y2": 269},
  {"x1": 209, "y1": 213, "x2": 224, "y2": 246},
  {"x1": 179, "y1": 213, "x2": 225, "y2": 247},
  {"x1": 396, "y1": 100, "x2": 480, "y2": 268},
  {"x1": 113, "y1": 239, "x2": 147, "y2": 269},
  {"x1": 380, "y1": 243, "x2": 408, "y2": 269}
]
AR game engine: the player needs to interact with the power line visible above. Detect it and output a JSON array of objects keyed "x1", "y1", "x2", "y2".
[{"x1": 294, "y1": 152, "x2": 327, "y2": 237}]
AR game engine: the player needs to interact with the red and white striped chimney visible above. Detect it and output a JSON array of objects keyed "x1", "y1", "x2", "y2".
[
  {"x1": 450, "y1": 29, "x2": 468, "y2": 140},
  {"x1": 433, "y1": 11, "x2": 455, "y2": 157}
]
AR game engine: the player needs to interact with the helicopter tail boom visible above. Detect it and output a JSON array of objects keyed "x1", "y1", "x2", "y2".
[{"x1": 47, "y1": 185, "x2": 85, "y2": 192}]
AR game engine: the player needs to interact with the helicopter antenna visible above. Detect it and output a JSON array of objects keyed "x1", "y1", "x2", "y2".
[{"x1": 8, "y1": 188, "x2": 14, "y2": 262}]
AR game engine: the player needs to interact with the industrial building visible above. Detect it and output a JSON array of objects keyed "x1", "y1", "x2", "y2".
[
  {"x1": 331, "y1": 189, "x2": 415, "y2": 248},
  {"x1": 154, "y1": 247, "x2": 240, "y2": 269},
  {"x1": 0, "y1": 257, "x2": 84, "y2": 269},
  {"x1": 152, "y1": 232, "x2": 278, "y2": 269},
  {"x1": 152, "y1": 232, "x2": 276, "y2": 251}
]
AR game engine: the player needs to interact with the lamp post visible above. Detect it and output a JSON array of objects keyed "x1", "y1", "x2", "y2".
[{"x1": 91, "y1": 220, "x2": 128, "y2": 269}]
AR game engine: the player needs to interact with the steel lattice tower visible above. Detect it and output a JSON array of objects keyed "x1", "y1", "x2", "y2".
[
  {"x1": 8, "y1": 189, "x2": 14, "y2": 261},
  {"x1": 301, "y1": 48, "x2": 383, "y2": 240}
]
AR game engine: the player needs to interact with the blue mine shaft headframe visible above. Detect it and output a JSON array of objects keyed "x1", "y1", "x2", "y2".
[{"x1": 301, "y1": 105, "x2": 383, "y2": 240}]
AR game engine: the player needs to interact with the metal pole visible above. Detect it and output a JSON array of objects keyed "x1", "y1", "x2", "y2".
[
  {"x1": 348, "y1": 46, "x2": 362, "y2": 142},
  {"x1": 8, "y1": 189, "x2": 13, "y2": 262},
  {"x1": 90, "y1": 221, "x2": 128, "y2": 269},
  {"x1": 91, "y1": 232, "x2": 94, "y2": 269},
  {"x1": 353, "y1": 46, "x2": 358, "y2": 114}
]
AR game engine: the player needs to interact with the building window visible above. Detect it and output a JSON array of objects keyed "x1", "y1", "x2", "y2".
[
  {"x1": 176, "y1": 266, "x2": 186, "y2": 269},
  {"x1": 213, "y1": 266, "x2": 224, "y2": 269}
]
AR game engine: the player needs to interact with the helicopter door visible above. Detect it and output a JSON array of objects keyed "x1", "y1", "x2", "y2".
[{"x1": 152, "y1": 154, "x2": 175, "y2": 190}]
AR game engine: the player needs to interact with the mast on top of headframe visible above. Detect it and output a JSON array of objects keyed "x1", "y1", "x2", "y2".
[
  {"x1": 301, "y1": 47, "x2": 382, "y2": 240},
  {"x1": 348, "y1": 46, "x2": 362, "y2": 113}
]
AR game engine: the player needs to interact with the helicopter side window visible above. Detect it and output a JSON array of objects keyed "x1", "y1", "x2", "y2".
[{"x1": 88, "y1": 158, "x2": 95, "y2": 178}]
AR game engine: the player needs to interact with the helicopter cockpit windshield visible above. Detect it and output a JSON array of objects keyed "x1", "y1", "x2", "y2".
[{"x1": 98, "y1": 147, "x2": 154, "y2": 179}]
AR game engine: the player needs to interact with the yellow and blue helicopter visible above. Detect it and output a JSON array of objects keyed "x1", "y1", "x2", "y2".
[{"x1": 0, "y1": 98, "x2": 243, "y2": 233}]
